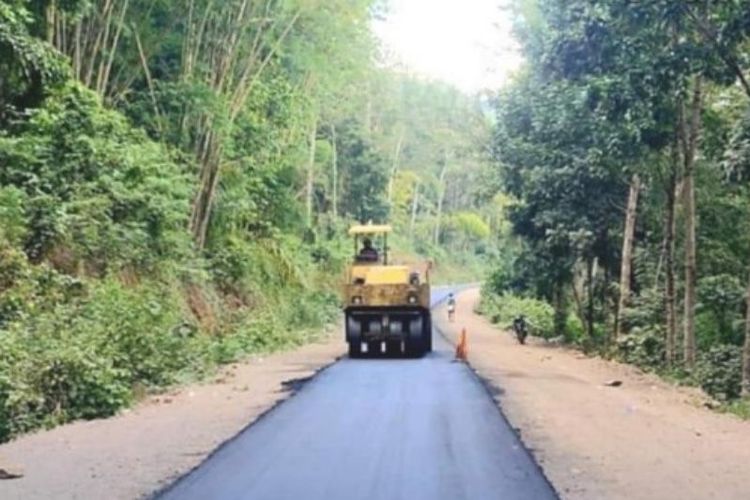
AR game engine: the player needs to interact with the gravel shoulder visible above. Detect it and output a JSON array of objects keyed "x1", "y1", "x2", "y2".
[
  {"x1": 435, "y1": 288, "x2": 750, "y2": 500},
  {"x1": 0, "y1": 329, "x2": 344, "y2": 500}
]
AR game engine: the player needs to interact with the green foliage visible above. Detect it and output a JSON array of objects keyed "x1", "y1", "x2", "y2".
[
  {"x1": 0, "y1": 185, "x2": 27, "y2": 245},
  {"x1": 0, "y1": 277, "x2": 191, "y2": 440},
  {"x1": 479, "y1": 292, "x2": 555, "y2": 339},
  {"x1": 620, "y1": 289, "x2": 664, "y2": 334},
  {"x1": 725, "y1": 108, "x2": 750, "y2": 180},
  {"x1": 564, "y1": 314, "x2": 585, "y2": 345},
  {"x1": 444, "y1": 211, "x2": 491, "y2": 250},
  {"x1": 208, "y1": 235, "x2": 336, "y2": 305},
  {"x1": 485, "y1": 265, "x2": 514, "y2": 296},
  {"x1": 0, "y1": 265, "x2": 340, "y2": 443},
  {"x1": 616, "y1": 329, "x2": 665, "y2": 371},
  {"x1": 336, "y1": 121, "x2": 389, "y2": 222},
  {"x1": 0, "y1": 0, "x2": 68, "y2": 121},
  {"x1": 694, "y1": 345, "x2": 743, "y2": 401},
  {"x1": 209, "y1": 287, "x2": 338, "y2": 365},
  {"x1": 697, "y1": 274, "x2": 746, "y2": 346},
  {"x1": 0, "y1": 82, "x2": 192, "y2": 269},
  {"x1": 0, "y1": 245, "x2": 83, "y2": 329},
  {"x1": 721, "y1": 398, "x2": 750, "y2": 420}
]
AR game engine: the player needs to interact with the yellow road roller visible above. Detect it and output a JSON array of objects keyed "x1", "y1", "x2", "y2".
[{"x1": 343, "y1": 224, "x2": 432, "y2": 358}]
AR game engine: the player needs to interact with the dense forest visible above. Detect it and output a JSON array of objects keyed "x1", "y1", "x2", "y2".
[
  {"x1": 0, "y1": 0, "x2": 498, "y2": 441},
  {"x1": 482, "y1": 0, "x2": 750, "y2": 411}
]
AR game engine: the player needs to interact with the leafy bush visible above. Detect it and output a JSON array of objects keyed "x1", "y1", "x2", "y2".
[
  {"x1": 0, "y1": 277, "x2": 200, "y2": 440},
  {"x1": 722, "y1": 399, "x2": 750, "y2": 420},
  {"x1": 479, "y1": 291, "x2": 555, "y2": 338},
  {"x1": 0, "y1": 327, "x2": 133, "y2": 437},
  {"x1": 0, "y1": 82, "x2": 192, "y2": 270},
  {"x1": 0, "y1": 186, "x2": 27, "y2": 246},
  {"x1": 485, "y1": 265, "x2": 513, "y2": 295},
  {"x1": 615, "y1": 327, "x2": 665, "y2": 370},
  {"x1": 0, "y1": 248, "x2": 83, "y2": 328},
  {"x1": 0, "y1": 201, "x2": 344, "y2": 442},
  {"x1": 564, "y1": 314, "x2": 585, "y2": 344},
  {"x1": 696, "y1": 275, "x2": 745, "y2": 346},
  {"x1": 693, "y1": 345, "x2": 743, "y2": 401},
  {"x1": 0, "y1": 267, "x2": 341, "y2": 443},
  {"x1": 620, "y1": 289, "x2": 664, "y2": 333}
]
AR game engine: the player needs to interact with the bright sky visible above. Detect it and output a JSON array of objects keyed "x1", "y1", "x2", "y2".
[{"x1": 373, "y1": 0, "x2": 523, "y2": 94}]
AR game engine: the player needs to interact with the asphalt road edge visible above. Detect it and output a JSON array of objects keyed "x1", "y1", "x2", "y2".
[
  {"x1": 147, "y1": 355, "x2": 345, "y2": 499},
  {"x1": 433, "y1": 287, "x2": 561, "y2": 500}
]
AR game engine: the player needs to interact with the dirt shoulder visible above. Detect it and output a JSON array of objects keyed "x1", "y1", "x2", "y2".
[
  {"x1": 0, "y1": 329, "x2": 344, "y2": 500},
  {"x1": 435, "y1": 288, "x2": 750, "y2": 500}
]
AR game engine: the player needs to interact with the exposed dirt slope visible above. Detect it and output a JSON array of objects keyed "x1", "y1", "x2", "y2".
[
  {"x1": 0, "y1": 331, "x2": 344, "y2": 500},
  {"x1": 436, "y1": 289, "x2": 750, "y2": 500}
]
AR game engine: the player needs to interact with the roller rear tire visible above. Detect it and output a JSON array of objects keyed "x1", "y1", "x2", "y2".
[
  {"x1": 348, "y1": 342, "x2": 363, "y2": 358},
  {"x1": 404, "y1": 340, "x2": 421, "y2": 358},
  {"x1": 385, "y1": 340, "x2": 402, "y2": 357},
  {"x1": 424, "y1": 313, "x2": 433, "y2": 353}
]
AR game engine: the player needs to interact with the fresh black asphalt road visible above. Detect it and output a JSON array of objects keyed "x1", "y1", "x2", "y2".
[{"x1": 157, "y1": 288, "x2": 557, "y2": 500}]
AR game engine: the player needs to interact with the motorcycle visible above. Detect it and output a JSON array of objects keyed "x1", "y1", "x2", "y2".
[{"x1": 512, "y1": 316, "x2": 528, "y2": 345}]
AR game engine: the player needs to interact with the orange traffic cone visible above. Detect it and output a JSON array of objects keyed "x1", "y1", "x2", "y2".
[{"x1": 455, "y1": 328, "x2": 468, "y2": 361}]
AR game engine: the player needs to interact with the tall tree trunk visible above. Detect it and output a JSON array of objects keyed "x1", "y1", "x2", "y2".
[
  {"x1": 586, "y1": 257, "x2": 595, "y2": 339},
  {"x1": 189, "y1": 134, "x2": 222, "y2": 248},
  {"x1": 386, "y1": 129, "x2": 405, "y2": 208},
  {"x1": 571, "y1": 279, "x2": 586, "y2": 331},
  {"x1": 743, "y1": 276, "x2": 750, "y2": 397},
  {"x1": 46, "y1": 0, "x2": 56, "y2": 43},
  {"x1": 134, "y1": 29, "x2": 164, "y2": 136},
  {"x1": 663, "y1": 24, "x2": 681, "y2": 365},
  {"x1": 665, "y1": 140, "x2": 679, "y2": 365},
  {"x1": 305, "y1": 117, "x2": 318, "y2": 227},
  {"x1": 50, "y1": 0, "x2": 129, "y2": 98},
  {"x1": 615, "y1": 174, "x2": 641, "y2": 342},
  {"x1": 683, "y1": 167, "x2": 698, "y2": 367},
  {"x1": 330, "y1": 123, "x2": 337, "y2": 220},
  {"x1": 433, "y1": 156, "x2": 448, "y2": 245},
  {"x1": 681, "y1": 76, "x2": 703, "y2": 368},
  {"x1": 602, "y1": 233, "x2": 615, "y2": 337},
  {"x1": 553, "y1": 282, "x2": 566, "y2": 338}
]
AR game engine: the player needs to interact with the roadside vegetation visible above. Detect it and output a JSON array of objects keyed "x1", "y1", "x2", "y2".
[
  {"x1": 0, "y1": 1, "x2": 500, "y2": 442},
  {"x1": 482, "y1": 0, "x2": 750, "y2": 416}
]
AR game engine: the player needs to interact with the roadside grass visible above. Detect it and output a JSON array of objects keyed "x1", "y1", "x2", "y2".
[{"x1": 721, "y1": 399, "x2": 750, "y2": 420}]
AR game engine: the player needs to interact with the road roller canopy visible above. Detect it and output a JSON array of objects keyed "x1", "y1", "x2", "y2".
[
  {"x1": 349, "y1": 224, "x2": 391, "y2": 265},
  {"x1": 348, "y1": 224, "x2": 392, "y2": 236}
]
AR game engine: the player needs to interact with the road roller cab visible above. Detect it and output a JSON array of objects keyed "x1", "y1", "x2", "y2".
[{"x1": 343, "y1": 224, "x2": 432, "y2": 358}]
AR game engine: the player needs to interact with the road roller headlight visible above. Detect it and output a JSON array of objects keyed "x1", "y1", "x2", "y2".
[
  {"x1": 408, "y1": 294, "x2": 417, "y2": 304},
  {"x1": 352, "y1": 296, "x2": 363, "y2": 305}
]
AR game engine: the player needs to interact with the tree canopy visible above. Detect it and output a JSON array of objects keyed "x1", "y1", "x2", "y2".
[{"x1": 488, "y1": 0, "x2": 750, "y2": 402}]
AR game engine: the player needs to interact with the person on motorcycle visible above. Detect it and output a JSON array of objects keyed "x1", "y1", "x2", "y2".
[
  {"x1": 512, "y1": 314, "x2": 528, "y2": 344},
  {"x1": 447, "y1": 293, "x2": 456, "y2": 322}
]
